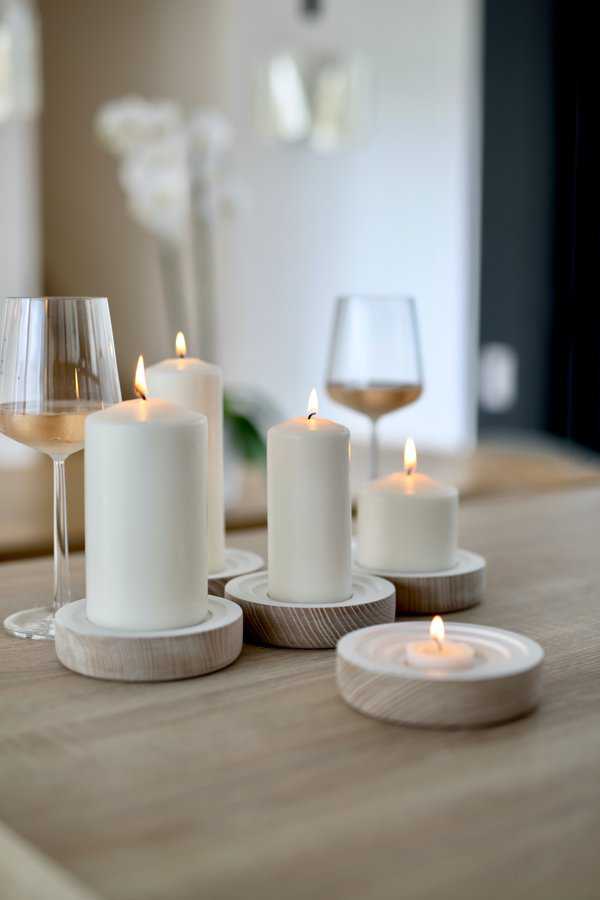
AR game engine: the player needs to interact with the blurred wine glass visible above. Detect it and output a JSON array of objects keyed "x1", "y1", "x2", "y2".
[
  {"x1": 0, "y1": 297, "x2": 121, "y2": 639},
  {"x1": 326, "y1": 295, "x2": 423, "y2": 478}
]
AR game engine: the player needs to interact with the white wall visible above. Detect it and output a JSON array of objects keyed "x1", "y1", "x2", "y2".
[{"x1": 219, "y1": 0, "x2": 482, "y2": 450}]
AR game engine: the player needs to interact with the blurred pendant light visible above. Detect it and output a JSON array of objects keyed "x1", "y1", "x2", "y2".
[
  {"x1": 0, "y1": 0, "x2": 41, "y2": 125},
  {"x1": 257, "y1": 52, "x2": 311, "y2": 144},
  {"x1": 255, "y1": 0, "x2": 373, "y2": 153},
  {"x1": 310, "y1": 55, "x2": 372, "y2": 153}
]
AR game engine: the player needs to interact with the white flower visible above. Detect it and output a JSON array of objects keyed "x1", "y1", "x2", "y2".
[
  {"x1": 119, "y1": 133, "x2": 190, "y2": 243},
  {"x1": 188, "y1": 108, "x2": 234, "y2": 178},
  {"x1": 95, "y1": 96, "x2": 182, "y2": 157}
]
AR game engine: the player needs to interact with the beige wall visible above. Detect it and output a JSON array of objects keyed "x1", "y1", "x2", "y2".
[{"x1": 39, "y1": 0, "x2": 227, "y2": 393}]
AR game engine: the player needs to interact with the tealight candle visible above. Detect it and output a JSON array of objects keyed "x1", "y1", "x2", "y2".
[
  {"x1": 267, "y1": 388, "x2": 352, "y2": 603},
  {"x1": 146, "y1": 333, "x2": 225, "y2": 573},
  {"x1": 405, "y1": 615, "x2": 475, "y2": 670},
  {"x1": 357, "y1": 438, "x2": 458, "y2": 572},
  {"x1": 85, "y1": 356, "x2": 208, "y2": 631}
]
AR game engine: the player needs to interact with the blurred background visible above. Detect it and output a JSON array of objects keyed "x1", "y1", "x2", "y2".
[{"x1": 1, "y1": 0, "x2": 599, "y2": 559}]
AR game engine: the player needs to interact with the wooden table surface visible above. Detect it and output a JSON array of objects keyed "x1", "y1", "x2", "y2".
[{"x1": 1, "y1": 487, "x2": 600, "y2": 900}]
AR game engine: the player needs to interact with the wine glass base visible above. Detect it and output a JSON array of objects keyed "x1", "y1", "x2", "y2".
[{"x1": 4, "y1": 607, "x2": 56, "y2": 640}]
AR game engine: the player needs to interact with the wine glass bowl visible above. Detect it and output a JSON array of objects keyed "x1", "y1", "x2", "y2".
[
  {"x1": 326, "y1": 295, "x2": 423, "y2": 478},
  {"x1": 0, "y1": 297, "x2": 121, "y2": 639}
]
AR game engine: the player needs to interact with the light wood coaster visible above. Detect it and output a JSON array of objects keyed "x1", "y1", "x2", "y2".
[
  {"x1": 208, "y1": 546, "x2": 265, "y2": 597},
  {"x1": 225, "y1": 572, "x2": 395, "y2": 649},
  {"x1": 54, "y1": 597, "x2": 243, "y2": 682},
  {"x1": 337, "y1": 621, "x2": 543, "y2": 728},
  {"x1": 353, "y1": 544, "x2": 486, "y2": 615}
]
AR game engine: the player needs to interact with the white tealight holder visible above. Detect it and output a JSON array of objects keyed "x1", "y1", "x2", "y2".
[
  {"x1": 353, "y1": 540, "x2": 486, "y2": 616},
  {"x1": 225, "y1": 571, "x2": 396, "y2": 649},
  {"x1": 54, "y1": 597, "x2": 243, "y2": 682},
  {"x1": 207, "y1": 547, "x2": 265, "y2": 597},
  {"x1": 337, "y1": 621, "x2": 543, "y2": 728}
]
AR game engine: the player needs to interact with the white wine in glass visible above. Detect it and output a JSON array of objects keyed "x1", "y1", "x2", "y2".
[
  {"x1": 326, "y1": 296, "x2": 423, "y2": 478},
  {"x1": 0, "y1": 297, "x2": 121, "y2": 639},
  {"x1": 0, "y1": 400, "x2": 103, "y2": 456}
]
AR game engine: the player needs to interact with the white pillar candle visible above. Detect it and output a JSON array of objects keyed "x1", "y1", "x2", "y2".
[
  {"x1": 268, "y1": 389, "x2": 352, "y2": 603},
  {"x1": 405, "y1": 616, "x2": 475, "y2": 670},
  {"x1": 357, "y1": 438, "x2": 458, "y2": 572},
  {"x1": 146, "y1": 332, "x2": 225, "y2": 573},
  {"x1": 85, "y1": 356, "x2": 208, "y2": 631}
]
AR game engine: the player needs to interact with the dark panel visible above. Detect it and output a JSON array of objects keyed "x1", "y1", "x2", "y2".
[
  {"x1": 479, "y1": 0, "x2": 555, "y2": 432},
  {"x1": 549, "y1": 3, "x2": 600, "y2": 451}
]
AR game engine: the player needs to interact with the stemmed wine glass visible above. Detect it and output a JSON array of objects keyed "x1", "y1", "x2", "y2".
[
  {"x1": 0, "y1": 297, "x2": 121, "y2": 639},
  {"x1": 326, "y1": 295, "x2": 423, "y2": 479}
]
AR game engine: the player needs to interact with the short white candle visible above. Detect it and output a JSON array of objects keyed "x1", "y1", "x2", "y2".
[
  {"x1": 146, "y1": 332, "x2": 225, "y2": 573},
  {"x1": 405, "y1": 616, "x2": 475, "y2": 670},
  {"x1": 268, "y1": 389, "x2": 352, "y2": 603},
  {"x1": 357, "y1": 438, "x2": 458, "y2": 572},
  {"x1": 85, "y1": 356, "x2": 208, "y2": 631}
]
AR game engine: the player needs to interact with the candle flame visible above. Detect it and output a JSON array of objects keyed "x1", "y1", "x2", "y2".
[
  {"x1": 307, "y1": 387, "x2": 319, "y2": 420},
  {"x1": 430, "y1": 615, "x2": 445, "y2": 648},
  {"x1": 175, "y1": 331, "x2": 187, "y2": 358},
  {"x1": 404, "y1": 437, "x2": 417, "y2": 475},
  {"x1": 134, "y1": 355, "x2": 149, "y2": 400}
]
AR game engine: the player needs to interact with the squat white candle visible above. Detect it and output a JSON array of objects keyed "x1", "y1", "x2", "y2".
[
  {"x1": 268, "y1": 389, "x2": 352, "y2": 603},
  {"x1": 405, "y1": 616, "x2": 475, "y2": 670},
  {"x1": 146, "y1": 332, "x2": 225, "y2": 573},
  {"x1": 357, "y1": 438, "x2": 458, "y2": 572},
  {"x1": 85, "y1": 356, "x2": 208, "y2": 631}
]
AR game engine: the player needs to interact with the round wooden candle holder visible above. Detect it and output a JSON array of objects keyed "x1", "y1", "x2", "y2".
[
  {"x1": 54, "y1": 597, "x2": 243, "y2": 682},
  {"x1": 225, "y1": 572, "x2": 396, "y2": 649},
  {"x1": 337, "y1": 622, "x2": 543, "y2": 728},
  {"x1": 207, "y1": 547, "x2": 265, "y2": 597},
  {"x1": 353, "y1": 545, "x2": 486, "y2": 615}
]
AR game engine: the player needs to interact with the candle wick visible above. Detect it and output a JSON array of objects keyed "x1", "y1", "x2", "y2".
[
  {"x1": 406, "y1": 465, "x2": 415, "y2": 476},
  {"x1": 307, "y1": 411, "x2": 316, "y2": 420},
  {"x1": 177, "y1": 352, "x2": 185, "y2": 360},
  {"x1": 135, "y1": 387, "x2": 147, "y2": 401},
  {"x1": 434, "y1": 636, "x2": 442, "y2": 652}
]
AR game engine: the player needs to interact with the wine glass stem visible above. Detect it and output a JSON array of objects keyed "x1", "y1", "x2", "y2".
[
  {"x1": 369, "y1": 418, "x2": 379, "y2": 480},
  {"x1": 52, "y1": 458, "x2": 71, "y2": 615}
]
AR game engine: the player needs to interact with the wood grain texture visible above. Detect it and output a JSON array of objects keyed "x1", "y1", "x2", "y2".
[
  {"x1": 207, "y1": 576, "x2": 230, "y2": 599},
  {"x1": 1, "y1": 500, "x2": 600, "y2": 900},
  {"x1": 384, "y1": 551, "x2": 485, "y2": 615},
  {"x1": 54, "y1": 598, "x2": 243, "y2": 682},
  {"x1": 336, "y1": 656, "x2": 542, "y2": 729},
  {"x1": 225, "y1": 574, "x2": 396, "y2": 649},
  {"x1": 231, "y1": 593, "x2": 396, "y2": 649},
  {"x1": 337, "y1": 623, "x2": 544, "y2": 728}
]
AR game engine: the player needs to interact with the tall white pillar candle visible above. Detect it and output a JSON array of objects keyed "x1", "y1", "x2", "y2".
[
  {"x1": 357, "y1": 438, "x2": 458, "y2": 572},
  {"x1": 85, "y1": 357, "x2": 208, "y2": 630},
  {"x1": 146, "y1": 332, "x2": 225, "y2": 573},
  {"x1": 268, "y1": 389, "x2": 352, "y2": 603}
]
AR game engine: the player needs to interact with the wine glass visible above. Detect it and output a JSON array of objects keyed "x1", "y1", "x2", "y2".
[
  {"x1": 326, "y1": 295, "x2": 423, "y2": 479},
  {"x1": 0, "y1": 297, "x2": 121, "y2": 639}
]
